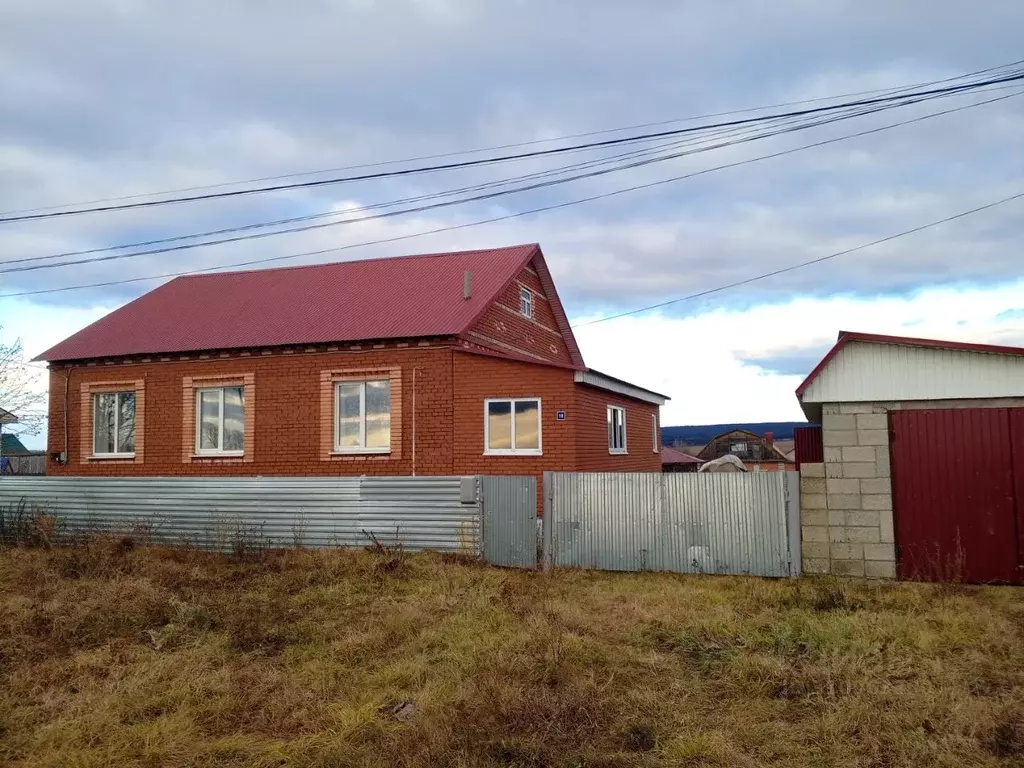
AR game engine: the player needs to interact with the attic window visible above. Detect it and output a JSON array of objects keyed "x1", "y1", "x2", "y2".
[
  {"x1": 520, "y1": 288, "x2": 533, "y2": 318},
  {"x1": 730, "y1": 442, "x2": 747, "y2": 454}
]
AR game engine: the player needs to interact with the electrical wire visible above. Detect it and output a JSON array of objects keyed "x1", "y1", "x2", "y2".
[
  {"x1": 2, "y1": 89, "x2": 1017, "y2": 298},
  {"x1": 2, "y1": 70, "x2": 1022, "y2": 224},
  {"x1": 572, "y1": 191, "x2": 1024, "y2": 326},
  {"x1": 4, "y1": 58, "x2": 1022, "y2": 217},
  {"x1": 1, "y1": 94, "x2": 937, "y2": 271}
]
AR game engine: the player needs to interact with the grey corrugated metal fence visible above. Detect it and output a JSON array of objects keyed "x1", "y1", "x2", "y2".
[
  {"x1": 0, "y1": 476, "x2": 482, "y2": 554},
  {"x1": 481, "y1": 475, "x2": 537, "y2": 568},
  {"x1": 543, "y1": 471, "x2": 800, "y2": 577}
]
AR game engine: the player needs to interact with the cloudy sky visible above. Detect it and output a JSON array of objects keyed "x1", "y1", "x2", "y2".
[{"x1": 2, "y1": 1, "x2": 1023, "y2": 448}]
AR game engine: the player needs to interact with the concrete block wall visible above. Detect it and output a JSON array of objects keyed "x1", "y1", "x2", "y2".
[{"x1": 801, "y1": 402, "x2": 896, "y2": 578}]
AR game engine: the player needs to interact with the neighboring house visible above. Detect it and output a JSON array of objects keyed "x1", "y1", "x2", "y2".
[
  {"x1": 696, "y1": 428, "x2": 796, "y2": 471},
  {"x1": 796, "y1": 330, "x2": 1024, "y2": 584},
  {"x1": 660, "y1": 446, "x2": 702, "y2": 473},
  {"x1": 35, "y1": 244, "x2": 667, "y2": 489}
]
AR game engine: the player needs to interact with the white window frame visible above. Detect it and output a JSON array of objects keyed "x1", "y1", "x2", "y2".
[
  {"x1": 195, "y1": 386, "x2": 245, "y2": 456},
  {"x1": 608, "y1": 405, "x2": 627, "y2": 454},
  {"x1": 92, "y1": 391, "x2": 136, "y2": 458},
  {"x1": 484, "y1": 397, "x2": 543, "y2": 456},
  {"x1": 333, "y1": 379, "x2": 391, "y2": 454},
  {"x1": 652, "y1": 413, "x2": 659, "y2": 453},
  {"x1": 519, "y1": 288, "x2": 533, "y2": 318}
]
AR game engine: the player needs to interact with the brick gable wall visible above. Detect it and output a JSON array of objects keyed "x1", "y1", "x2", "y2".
[{"x1": 465, "y1": 263, "x2": 573, "y2": 365}]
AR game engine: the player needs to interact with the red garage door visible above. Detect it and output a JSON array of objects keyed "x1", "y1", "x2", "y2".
[{"x1": 890, "y1": 408, "x2": 1023, "y2": 584}]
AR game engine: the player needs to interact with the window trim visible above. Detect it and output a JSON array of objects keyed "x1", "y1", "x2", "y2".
[
  {"x1": 91, "y1": 390, "x2": 136, "y2": 458},
  {"x1": 519, "y1": 288, "x2": 533, "y2": 318},
  {"x1": 608, "y1": 405, "x2": 627, "y2": 455},
  {"x1": 333, "y1": 379, "x2": 392, "y2": 455},
  {"x1": 652, "y1": 412, "x2": 659, "y2": 453},
  {"x1": 484, "y1": 397, "x2": 543, "y2": 456},
  {"x1": 194, "y1": 386, "x2": 245, "y2": 456}
]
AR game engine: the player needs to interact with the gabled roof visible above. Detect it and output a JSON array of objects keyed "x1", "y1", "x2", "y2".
[
  {"x1": 1, "y1": 434, "x2": 29, "y2": 454},
  {"x1": 796, "y1": 330, "x2": 1024, "y2": 399},
  {"x1": 36, "y1": 244, "x2": 586, "y2": 364},
  {"x1": 660, "y1": 446, "x2": 702, "y2": 465},
  {"x1": 0, "y1": 407, "x2": 18, "y2": 425},
  {"x1": 696, "y1": 428, "x2": 793, "y2": 463}
]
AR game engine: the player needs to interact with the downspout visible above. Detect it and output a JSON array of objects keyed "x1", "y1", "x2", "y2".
[
  {"x1": 47, "y1": 365, "x2": 72, "y2": 465},
  {"x1": 411, "y1": 367, "x2": 421, "y2": 476}
]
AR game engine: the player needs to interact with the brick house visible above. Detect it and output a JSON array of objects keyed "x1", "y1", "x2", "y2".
[
  {"x1": 36, "y1": 244, "x2": 667, "y2": 488},
  {"x1": 695, "y1": 428, "x2": 795, "y2": 471}
]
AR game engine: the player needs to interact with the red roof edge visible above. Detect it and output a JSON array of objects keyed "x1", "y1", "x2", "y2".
[{"x1": 795, "y1": 330, "x2": 1024, "y2": 399}]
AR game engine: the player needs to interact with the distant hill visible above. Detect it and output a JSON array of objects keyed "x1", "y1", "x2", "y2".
[{"x1": 661, "y1": 421, "x2": 812, "y2": 446}]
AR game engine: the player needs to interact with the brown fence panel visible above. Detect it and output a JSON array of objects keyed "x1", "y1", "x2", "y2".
[
  {"x1": 890, "y1": 408, "x2": 1020, "y2": 584},
  {"x1": 793, "y1": 426, "x2": 823, "y2": 468},
  {"x1": 1011, "y1": 409, "x2": 1024, "y2": 580}
]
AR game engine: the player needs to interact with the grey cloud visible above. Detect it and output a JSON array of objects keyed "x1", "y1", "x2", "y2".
[
  {"x1": 1, "y1": 0, "x2": 1024, "y2": 316},
  {"x1": 737, "y1": 342, "x2": 836, "y2": 377}
]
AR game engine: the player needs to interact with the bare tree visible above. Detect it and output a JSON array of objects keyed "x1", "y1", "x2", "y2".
[{"x1": 0, "y1": 329, "x2": 47, "y2": 452}]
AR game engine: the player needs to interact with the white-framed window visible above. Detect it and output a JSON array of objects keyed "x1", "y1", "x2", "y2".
[
  {"x1": 196, "y1": 386, "x2": 245, "y2": 455},
  {"x1": 608, "y1": 405, "x2": 627, "y2": 454},
  {"x1": 484, "y1": 398, "x2": 542, "y2": 455},
  {"x1": 334, "y1": 379, "x2": 391, "y2": 453},
  {"x1": 730, "y1": 442, "x2": 747, "y2": 453},
  {"x1": 93, "y1": 392, "x2": 136, "y2": 456},
  {"x1": 519, "y1": 288, "x2": 533, "y2": 318},
  {"x1": 652, "y1": 413, "x2": 659, "y2": 453}
]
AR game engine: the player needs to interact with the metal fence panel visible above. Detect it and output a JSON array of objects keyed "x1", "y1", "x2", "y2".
[
  {"x1": 545, "y1": 472, "x2": 793, "y2": 577},
  {"x1": 0, "y1": 476, "x2": 481, "y2": 554},
  {"x1": 481, "y1": 476, "x2": 537, "y2": 568}
]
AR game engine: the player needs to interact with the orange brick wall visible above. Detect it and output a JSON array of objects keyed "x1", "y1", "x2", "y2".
[
  {"x1": 451, "y1": 351, "x2": 578, "y2": 479},
  {"x1": 45, "y1": 344, "x2": 661, "y2": 484},
  {"x1": 46, "y1": 346, "x2": 455, "y2": 476},
  {"x1": 466, "y1": 263, "x2": 573, "y2": 365},
  {"x1": 574, "y1": 385, "x2": 662, "y2": 472}
]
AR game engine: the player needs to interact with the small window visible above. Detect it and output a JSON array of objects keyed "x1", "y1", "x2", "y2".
[
  {"x1": 485, "y1": 398, "x2": 541, "y2": 455},
  {"x1": 196, "y1": 387, "x2": 245, "y2": 455},
  {"x1": 93, "y1": 392, "x2": 136, "y2": 456},
  {"x1": 730, "y1": 442, "x2": 747, "y2": 454},
  {"x1": 519, "y1": 288, "x2": 533, "y2": 318},
  {"x1": 608, "y1": 406, "x2": 627, "y2": 454},
  {"x1": 652, "y1": 413, "x2": 659, "y2": 453},
  {"x1": 335, "y1": 379, "x2": 391, "y2": 453}
]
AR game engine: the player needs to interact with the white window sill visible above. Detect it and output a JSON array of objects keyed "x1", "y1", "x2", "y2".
[
  {"x1": 192, "y1": 451, "x2": 244, "y2": 458},
  {"x1": 609, "y1": 449, "x2": 628, "y2": 455},
  {"x1": 331, "y1": 448, "x2": 391, "y2": 456},
  {"x1": 483, "y1": 450, "x2": 543, "y2": 457},
  {"x1": 89, "y1": 454, "x2": 136, "y2": 460}
]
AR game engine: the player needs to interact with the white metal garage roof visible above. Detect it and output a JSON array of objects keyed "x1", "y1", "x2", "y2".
[{"x1": 796, "y1": 331, "x2": 1024, "y2": 421}]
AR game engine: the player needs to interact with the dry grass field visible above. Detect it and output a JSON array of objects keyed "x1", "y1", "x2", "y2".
[{"x1": 1, "y1": 535, "x2": 1023, "y2": 767}]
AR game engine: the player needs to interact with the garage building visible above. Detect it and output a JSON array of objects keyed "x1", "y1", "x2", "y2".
[{"x1": 796, "y1": 331, "x2": 1024, "y2": 582}]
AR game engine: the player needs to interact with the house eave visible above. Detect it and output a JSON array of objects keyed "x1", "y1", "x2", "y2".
[{"x1": 573, "y1": 369, "x2": 668, "y2": 406}]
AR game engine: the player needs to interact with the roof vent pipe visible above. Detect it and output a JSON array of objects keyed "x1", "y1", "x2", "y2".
[{"x1": 463, "y1": 270, "x2": 472, "y2": 300}]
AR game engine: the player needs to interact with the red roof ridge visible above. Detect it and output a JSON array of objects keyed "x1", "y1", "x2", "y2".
[
  {"x1": 171, "y1": 242, "x2": 542, "y2": 281},
  {"x1": 796, "y1": 329, "x2": 1024, "y2": 399}
]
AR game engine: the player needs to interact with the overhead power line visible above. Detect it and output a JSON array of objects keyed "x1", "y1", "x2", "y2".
[
  {"x1": 572, "y1": 190, "x2": 1024, "y2": 327},
  {"x1": 4, "y1": 90, "x2": 983, "y2": 275},
  {"x1": 4, "y1": 58, "x2": 1022, "y2": 218},
  {"x1": 1, "y1": 70, "x2": 1022, "y2": 225},
  {"x1": 1, "y1": 89, "x2": 1017, "y2": 299}
]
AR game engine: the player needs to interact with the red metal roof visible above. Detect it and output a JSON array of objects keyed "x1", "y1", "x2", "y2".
[
  {"x1": 36, "y1": 244, "x2": 554, "y2": 361},
  {"x1": 795, "y1": 330, "x2": 1024, "y2": 399},
  {"x1": 660, "y1": 446, "x2": 703, "y2": 465}
]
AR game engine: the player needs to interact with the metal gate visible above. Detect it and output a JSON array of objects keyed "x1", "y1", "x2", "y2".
[
  {"x1": 481, "y1": 476, "x2": 537, "y2": 568},
  {"x1": 890, "y1": 408, "x2": 1024, "y2": 584}
]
